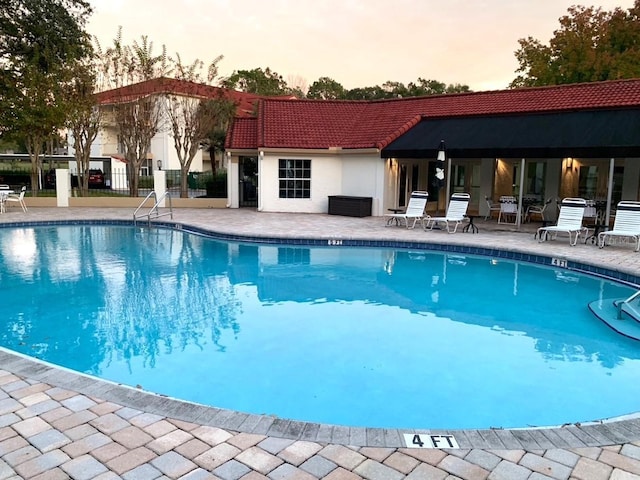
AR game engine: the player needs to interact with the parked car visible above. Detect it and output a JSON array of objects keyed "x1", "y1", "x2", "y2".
[
  {"x1": 44, "y1": 169, "x2": 56, "y2": 189},
  {"x1": 88, "y1": 169, "x2": 105, "y2": 188},
  {"x1": 45, "y1": 169, "x2": 105, "y2": 189}
]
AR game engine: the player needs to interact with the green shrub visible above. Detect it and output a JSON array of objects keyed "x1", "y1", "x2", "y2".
[
  {"x1": 0, "y1": 168, "x2": 31, "y2": 188},
  {"x1": 138, "y1": 176, "x2": 154, "y2": 188},
  {"x1": 206, "y1": 173, "x2": 227, "y2": 198}
]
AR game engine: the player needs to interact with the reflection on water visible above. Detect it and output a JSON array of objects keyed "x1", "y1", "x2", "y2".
[
  {"x1": 0, "y1": 226, "x2": 241, "y2": 374},
  {"x1": 0, "y1": 225, "x2": 638, "y2": 429}
]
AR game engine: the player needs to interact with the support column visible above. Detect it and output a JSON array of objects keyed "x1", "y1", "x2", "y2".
[
  {"x1": 605, "y1": 158, "x2": 615, "y2": 225},
  {"x1": 517, "y1": 158, "x2": 526, "y2": 228},
  {"x1": 55, "y1": 169, "x2": 70, "y2": 207},
  {"x1": 153, "y1": 169, "x2": 166, "y2": 207}
]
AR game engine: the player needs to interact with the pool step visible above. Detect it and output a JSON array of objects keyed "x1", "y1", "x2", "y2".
[{"x1": 588, "y1": 298, "x2": 640, "y2": 341}]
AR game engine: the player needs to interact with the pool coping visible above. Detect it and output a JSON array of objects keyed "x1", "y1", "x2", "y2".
[{"x1": 3, "y1": 218, "x2": 640, "y2": 450}]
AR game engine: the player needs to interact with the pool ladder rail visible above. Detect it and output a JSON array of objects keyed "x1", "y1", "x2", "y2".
[
  {"x1": 133, "y1": 190, "x2": 173, "y2": 225},
  {"x1": 588, "y1": 290, "x2": 640, "y2": 341}
]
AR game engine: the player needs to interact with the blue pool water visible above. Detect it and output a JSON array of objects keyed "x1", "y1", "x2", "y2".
[{"x1": 0, "y1": 224, "x2": 639, "y2": 430}]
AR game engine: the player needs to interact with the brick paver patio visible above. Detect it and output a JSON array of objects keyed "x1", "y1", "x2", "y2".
[{"x1": 0, "y1": 206, "x2": 638, "y2": 479}]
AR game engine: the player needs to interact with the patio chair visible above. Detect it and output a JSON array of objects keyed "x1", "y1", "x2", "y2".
[
  {"x1": 484, "y1": 196, "x2": 501, "y2": 221},
  {"x1": 598, "y1": 201, "x2": 640, "y2": 251},
  {"x1": 424, "y1": 192, "x2": 470, "y2": 233},
  {"x1": 384, "y1": 191, "x2": 428, "y2": 229},
  {"x1": 526, "y1": 197, "x2": 553, "y2": 223},
  {"x1": 584, "y1": 200, "x2": 597, "y2": 223},
  {"x1": 5, "y1": 186, "x2": 28, "y2": 213},
  {"x1": 498, "y1": 196, "x2": 519, "y2": 224},
  {"x1": 537, "y1": 197, "x2": 586, "y2": 246}
]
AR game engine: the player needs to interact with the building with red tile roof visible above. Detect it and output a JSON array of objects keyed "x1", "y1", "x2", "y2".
[
  {"x1": 96, "y1": 77, "x2": 284, "y2": 117},
  {"x1": 94, "y1": 77, "x2": 295, "y2": 175},
  {"x1": 224, "y1": 79, "x2": 640, "y2": 219}
]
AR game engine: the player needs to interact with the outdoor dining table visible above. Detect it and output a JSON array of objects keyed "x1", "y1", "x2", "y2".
[{"x1": 0, "y1": 189, "x2": 14, "y2": 213}]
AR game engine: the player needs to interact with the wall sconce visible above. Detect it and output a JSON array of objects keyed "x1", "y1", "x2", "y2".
[
  {"x1": 259, "y1": 150, "x2": 264, "y2": 159},
  {"x1": 565, "y1": 158, "x2": 573, "y2": 171},
  {"x1": 157, "y1": 159, "x2": 162, "y2": 171}
]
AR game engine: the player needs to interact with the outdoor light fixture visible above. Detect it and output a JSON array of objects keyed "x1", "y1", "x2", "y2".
[
  {"x1": 565, "y1": 158, "x2": 573, "y2": 171},
  {"x1": 437, "y1": 140, "x2": 446, "y2": 161},
  {"x1": 157, "y1": 159, "x2": 162, "y2": 171},
  {"x1": 435, "y1": 140, "x2": 446, "y2": 180}
]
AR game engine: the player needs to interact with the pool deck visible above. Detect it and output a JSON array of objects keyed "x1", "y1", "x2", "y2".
[{"x1": 1, "y1": 207, "x2": 640, "y2": 479}]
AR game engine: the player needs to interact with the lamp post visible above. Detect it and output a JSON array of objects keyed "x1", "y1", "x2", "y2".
[{"x1": 157, "y1": 159, "x2": 162, "y2": 171}]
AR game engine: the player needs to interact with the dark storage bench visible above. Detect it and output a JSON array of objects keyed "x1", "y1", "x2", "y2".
[{"x1": 328, "y1": 195, "x2": 372, "y2": 217}]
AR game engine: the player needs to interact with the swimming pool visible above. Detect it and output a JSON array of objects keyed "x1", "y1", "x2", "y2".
[{"x1": 0, "y1": 223, "x2": 639, "y2": 430}]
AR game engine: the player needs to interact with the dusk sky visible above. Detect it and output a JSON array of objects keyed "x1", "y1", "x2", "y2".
[{"x1": 86, "y1": 0, "x2": 635, "y2": 92}]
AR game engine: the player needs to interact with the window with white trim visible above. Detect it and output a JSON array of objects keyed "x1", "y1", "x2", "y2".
[{"x1": 279, "y1": 159, "x2": 311, "y2": 198}]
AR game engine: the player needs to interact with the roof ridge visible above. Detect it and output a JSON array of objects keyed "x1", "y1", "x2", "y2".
[{"x1": 226, "y1": 78, "x2": 640, "y2": 151}]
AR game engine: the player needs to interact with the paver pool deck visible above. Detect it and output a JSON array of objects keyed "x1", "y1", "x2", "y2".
[{"x1": 0, "y1": 207, "x2": 639, "y2": 480}]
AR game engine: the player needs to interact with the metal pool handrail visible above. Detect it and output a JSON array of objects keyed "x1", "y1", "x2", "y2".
[
  {"x1": 133, "y1": 190, "x2": 173, "y2": 225},
  {"x1": 617, "y1": 289, "x2": 640, "y2": 319}
]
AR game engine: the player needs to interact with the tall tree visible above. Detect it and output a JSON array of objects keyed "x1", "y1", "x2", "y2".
[
  {"x1": 96, "y1": 29, "x2": 171, "y2": 196},
  {"x1": 306, "y1": 77, "x2": 470, "y2": 100},
  {"x1": 344, "y1": 85, "x2": 387, "y2": 100},
  {"x1": 166, "y1": 54, "x2": 234, "y2": 197},
  {"x1": 64, "y1": 60, "x2": 101, "y2": 196},
  {"x1": 221, "y1": 67, "x2": 288, "y2": 95},
  {"x1": 511, "y1": 1, "x2": 640, "y2": 87},
  {"x1": 0, "y1": 0, "x2": 93, "y2": 194},
  {"x1": 307, "y1": 77, "x2": 346, "y2": 99}
]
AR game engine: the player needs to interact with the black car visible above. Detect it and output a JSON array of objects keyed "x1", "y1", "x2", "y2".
[{"x1": 44, "y1": 169, "x2": 56, "y2": 189}]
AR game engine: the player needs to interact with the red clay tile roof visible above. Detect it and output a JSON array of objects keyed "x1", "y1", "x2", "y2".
[
  {"x1": 96, "y1": 77, "x2": 278, "y2": 118},
  {"x1": 226, "y1": 78, "x2": 640, "y2": 150},
  {"x1": 225, "y1": 117, "x2": 258, "y2": 150}
]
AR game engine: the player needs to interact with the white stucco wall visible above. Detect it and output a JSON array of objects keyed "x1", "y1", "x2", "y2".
[
  {"x1": 341, "y1": 154, "x2": 385, "y2": 216},
  {"x1": 67, "y1": 132, "x2": 104, "y2": 158},
  {"x1": 225, "y1": 150, "x2": 386, "y2": 215},
  {"x1": 258, "y1": 153, "x2": 343, "y2": 213}
]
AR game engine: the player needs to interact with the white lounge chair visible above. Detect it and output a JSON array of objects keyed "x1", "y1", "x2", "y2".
[
  {"x1": 424, "y1": 192, "x2": 470, "y2": 233},
  {"x1": 537, "y1": 197, "x2": 586, "y2": 246},
  {"x1": 384, "y1": 191, "x2": 428, "y2": 229},
  {"x1": 598, "y1": 201, "x2": 640, "y2": 251},
  {"x1": 5, "y1": 186, "x2": 27, "y2": 213}
]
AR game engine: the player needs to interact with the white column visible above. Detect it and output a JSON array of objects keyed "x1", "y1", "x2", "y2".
[
  {"x1": 445, "y1": 157, "x2": 452, "y2": 212},
  {"x1": 153, "y1": 169, "x2": 166, "y2": 207},
  {"x1": 227, "y1": 153, "x2": 239, "y2": 208},
  {"x1": 257, "y1": 151, "x2": 264, "y2": 212},
  {"x1": 605, "y1": 158, "x2": 615, "y2": 225},
  {"x1": 55, "y1": 169, "x2": 70, "y2": 207},
  {"x1": 517, "y1": 158, "x2": 526, "y2": 228}
]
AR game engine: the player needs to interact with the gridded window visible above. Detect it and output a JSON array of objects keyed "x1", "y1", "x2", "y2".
[{"x1": 278, "y1": 159, "x2": 311, "y2": 198}]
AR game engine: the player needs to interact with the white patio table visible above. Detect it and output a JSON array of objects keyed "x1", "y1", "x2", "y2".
[{"x1": 0, "y1": 189, "x2": 14, "y2": 214}]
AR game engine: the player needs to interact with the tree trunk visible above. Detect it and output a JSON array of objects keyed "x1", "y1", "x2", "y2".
[
  {"x1": 180, "y1": 165, "x2": 189, "y2": 198},
  {"x1": 25, "y1": 136, "x2": 43, "y2": 197}
]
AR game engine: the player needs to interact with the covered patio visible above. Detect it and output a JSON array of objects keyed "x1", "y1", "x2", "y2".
[{"x1": 381, "y1": 108, "x2": 640, "y2": 226}]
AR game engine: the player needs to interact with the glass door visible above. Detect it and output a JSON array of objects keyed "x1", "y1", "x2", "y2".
[{"x1": 239, "y1": 156, "x2": 258, "y2": 207}]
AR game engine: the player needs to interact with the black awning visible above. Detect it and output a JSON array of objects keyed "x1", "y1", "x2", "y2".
[{"x1": 381, "y1": 109, "x2": 640, "y2": 159}]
